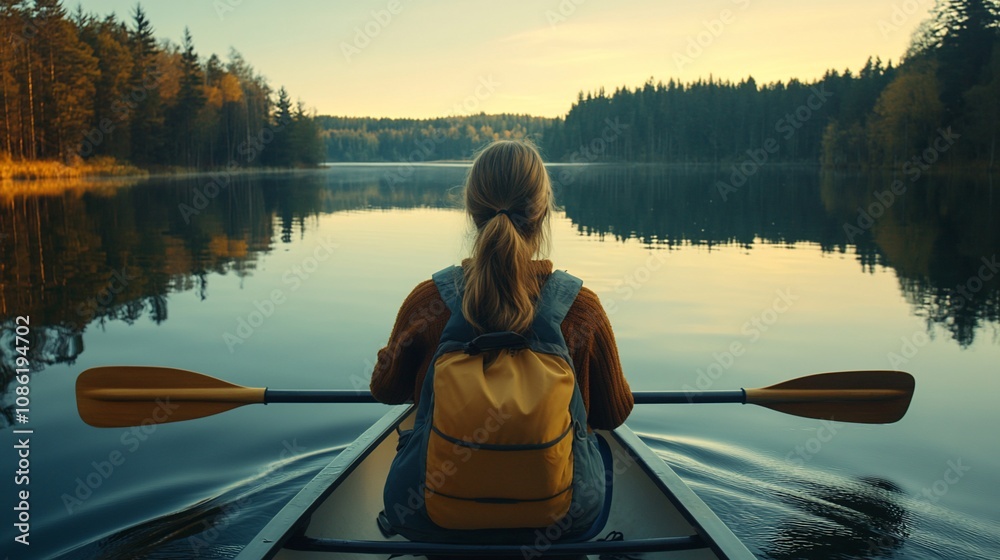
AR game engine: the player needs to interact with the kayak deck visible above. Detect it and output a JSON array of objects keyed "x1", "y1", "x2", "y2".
[{"x1": 238, "y1": 405, "x2": 754, "y2": 559}]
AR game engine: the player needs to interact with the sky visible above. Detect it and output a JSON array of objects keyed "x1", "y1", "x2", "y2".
[{"x1": 73, "y1": 0, "x2": 936, "y2": 119}]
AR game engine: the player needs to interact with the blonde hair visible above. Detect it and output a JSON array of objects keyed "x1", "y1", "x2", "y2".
[{"x1": 462, "y1": 139, "x2": 553, "y2": 333}]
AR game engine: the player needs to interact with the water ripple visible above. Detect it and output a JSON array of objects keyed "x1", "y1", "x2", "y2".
[
  {"x1": 52, "y1": 444, "x2": 350, "y2": 560},
  {"x1": 636, "y1": 432, "x2": 1000, "y2": 559}
]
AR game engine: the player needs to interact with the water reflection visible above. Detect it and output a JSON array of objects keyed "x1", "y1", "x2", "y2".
[
  {"x1": 820, "y1": 171, "x2": 999, "y2": 347},
  {"x1": 554, "y1": 166, "x2": 999, "y2": 348},
  {"x1": 1, "y1": 166, "x2": 998, "y2": 423},
  {"x1": 555, "y1": 165, "x2": 838, "y2": 248}
]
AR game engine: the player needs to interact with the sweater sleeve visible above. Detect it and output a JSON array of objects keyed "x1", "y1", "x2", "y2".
[
  {"x1": 369, "y1": 280, "x2": 451, "y2": 404},
  {"x1": 562, "y1": 287, "x2": 634, "y2": 430}
]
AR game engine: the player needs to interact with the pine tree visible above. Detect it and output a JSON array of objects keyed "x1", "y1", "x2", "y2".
[
  {"x1": 33, "y1": 0, "x2": 98, "y2": 160},
  {"x1": 963, "y1": 43, "x2": 1000, "y2": 166},
  {"x1": 79, "y1": 13, "x2": 134, "y2": 159},
  {"x1": 291, "y1": 100, "x2": 322, "y2": 166},
  {"x1": 169, "y1": 27, "x2": 206, "y2": 166},
  {"x1": 128, "y1": 3, "x2": 163, "y2": 165},
  {"x1": 932, "y1": 0, "x2": 1000, "y2": 116},
  {"x1": 0, "y1": 0, "x2": 26, "y2": 158},
  {"x1": 267, "y1": 86, "x2": 293, "y2": 167}
]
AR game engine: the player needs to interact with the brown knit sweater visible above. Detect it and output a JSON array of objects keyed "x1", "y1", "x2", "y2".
[{"x1": 369, "y1": 261, "x2": 633, "y2": 430}]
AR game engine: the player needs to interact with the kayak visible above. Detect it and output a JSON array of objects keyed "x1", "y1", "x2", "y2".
[{"x1": 235, "y1": 405, "x2": 756, "y2": 559}]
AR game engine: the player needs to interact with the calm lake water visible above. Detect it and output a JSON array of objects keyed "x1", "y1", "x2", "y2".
[{"x1": 1, "y1": 164, "x2": 999, "y2": 559}]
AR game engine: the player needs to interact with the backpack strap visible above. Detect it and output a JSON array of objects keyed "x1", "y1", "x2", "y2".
[
  {"x1": 432, "y1": 265, "x2": 465, "y2": 314},
  {"x1": 432, "y1": 265, "x2": 477, "y2": 347},
  {"x1": 530, "y1": 270, "x2": 583, "y2": 360}
]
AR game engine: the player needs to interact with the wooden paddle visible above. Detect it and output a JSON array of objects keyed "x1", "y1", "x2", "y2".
[
  {"x1": 76, "y1": 366, "x2": 914, "y2": 428},
  {"x1": 76, "y1": 366, "x2": 914, "y2": 427}
]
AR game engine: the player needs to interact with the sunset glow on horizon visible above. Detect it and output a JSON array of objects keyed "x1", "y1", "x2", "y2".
[{"x1": 75, "y1": 0, "x2": 934, "y2": 118}]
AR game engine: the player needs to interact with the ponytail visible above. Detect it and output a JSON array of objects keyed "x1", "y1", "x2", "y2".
[{"x1": 462, "y1": 140, "x2": 552, "y2": 333}]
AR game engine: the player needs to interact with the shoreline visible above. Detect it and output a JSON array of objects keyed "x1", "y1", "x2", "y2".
[
  {"x1": 0, "y1": 158, "x2": 146, "y2": 181},
  {"x1": 0, "y1": 159, "x2": 331, "y2": 184},
  {"x1": 3, "y1": 158, "x2": 994, "y2": 186}
]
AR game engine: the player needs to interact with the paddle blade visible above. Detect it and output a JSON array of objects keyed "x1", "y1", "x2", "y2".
[
  {"x1": 744, "y1": 370, "x2": 915, "y2": 424},
  {"x1": 77, "y1": 366, "x2": 266, "y2": 427}
]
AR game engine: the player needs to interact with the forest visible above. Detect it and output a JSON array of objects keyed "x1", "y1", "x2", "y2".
[
  {"x1": 319, "y1": 114, "x2": 554, "y2": 162},
  {"x1": 1, "y1": 0, "x2": 997, "y2": 170},
  {"x1": 0, "y1": 1, "x2": 322, "y2": 172},
  {"x1": 318, "y1": 0, "x2": 999, "y2": 168}
]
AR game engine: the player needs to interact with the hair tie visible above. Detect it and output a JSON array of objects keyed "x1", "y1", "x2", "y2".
[{"x1": 494, "y1": 209, "x2": 513, "y2": 219}]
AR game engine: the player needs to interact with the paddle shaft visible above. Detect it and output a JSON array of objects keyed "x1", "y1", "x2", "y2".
[
  {"x1": 263, "y1": 390, "x2": 750, "y2": 405},
  {"x1": 267, "y1": 390, "x2": 752, "y2": 405},
  {"x1": 266, "y1": 389, "x2": 378, "y2": 403},
  {"x1": 268, "y1": 389, "x2": 904, "y2": 405}
]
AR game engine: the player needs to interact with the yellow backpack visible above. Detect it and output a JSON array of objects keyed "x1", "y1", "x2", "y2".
[{"x1": 382, "y1": 265, "x2": 608, "y2": 543}]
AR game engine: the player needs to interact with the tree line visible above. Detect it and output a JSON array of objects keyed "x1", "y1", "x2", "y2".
[
  {"x1": 823, "y1": 0, "x2": 999, "y2": 167},
  {"x1": 318, "y1": 114, "x2": 553, "y2": 162},
  {"x1": 316, "y1": 0, "x2": 998, "y2": 168},
  {"x1": 552, "y1": 0, "x2": 999, "y2": 167},
  {"x1": 0, "y1": 1, "x2": 322, "y2": 169}
]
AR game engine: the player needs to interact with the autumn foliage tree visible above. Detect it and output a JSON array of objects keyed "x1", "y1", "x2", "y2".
[
  {"x1": 0, "y1": 1, "x2": 322, "y2": 169},
  {"x1": 865, "y1": 62, "x2": 945, "y2": 164}
]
